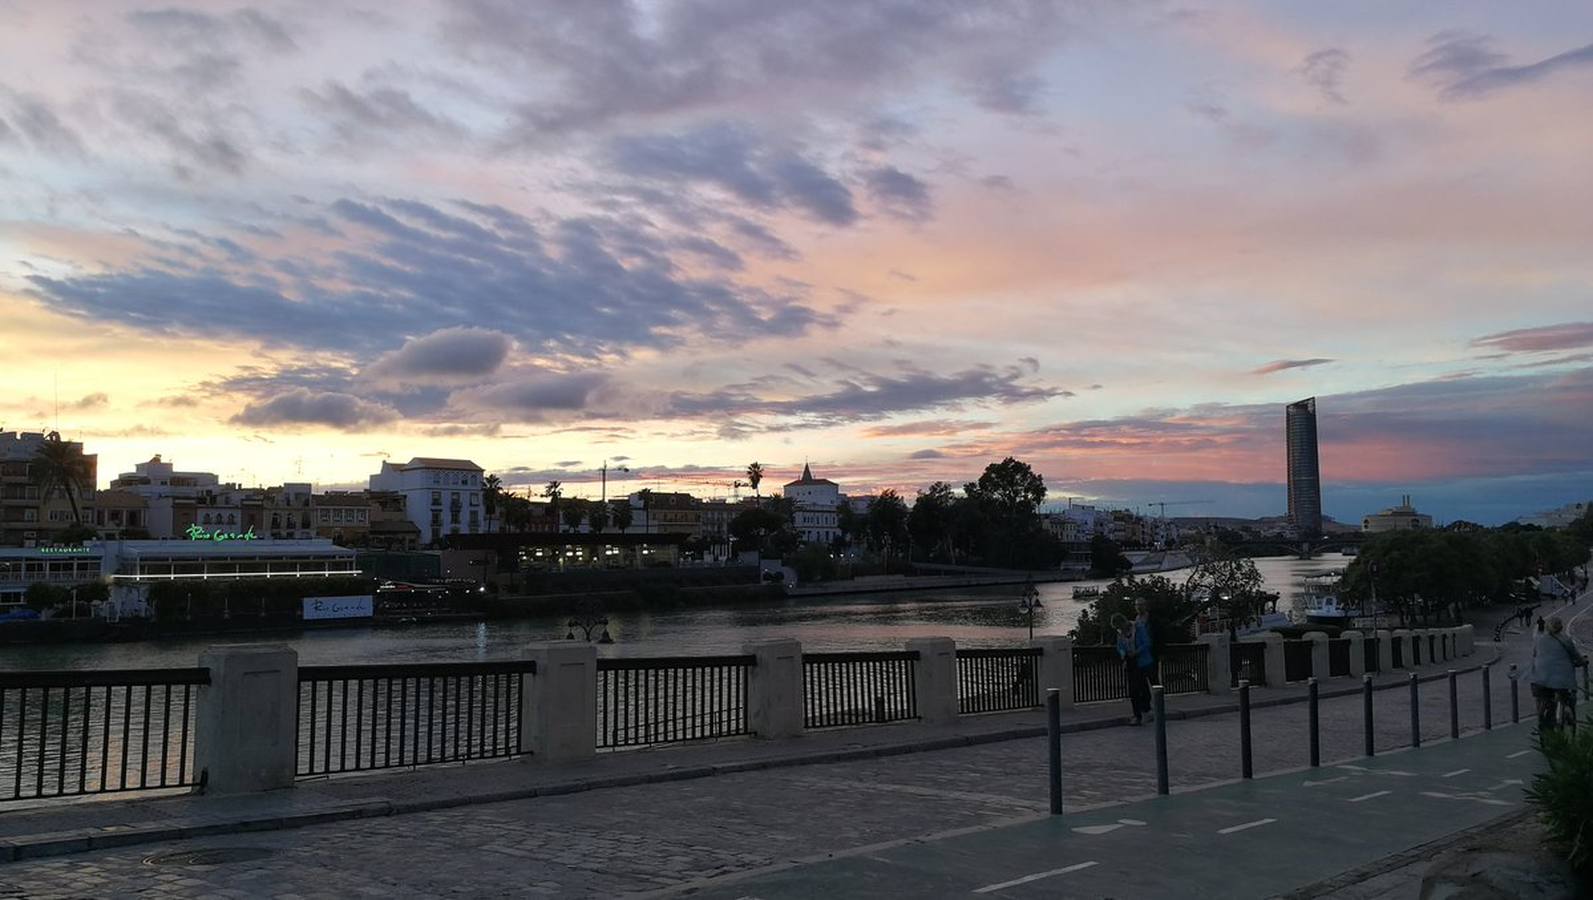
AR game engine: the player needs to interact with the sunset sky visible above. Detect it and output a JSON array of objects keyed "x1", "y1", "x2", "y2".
[{"x1": 2, "y1": 1, "x2": 1591, "y2": 525}]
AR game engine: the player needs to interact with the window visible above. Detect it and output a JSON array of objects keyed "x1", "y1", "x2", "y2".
[
  {"x1": 432, "y1": 473, "x2": 441, "y2": 484},
  {"x1": 430, "y1": 510, "x2": 442, "y2": 526},
  {"x1": 431, "y1": 491, "x2": 442, "y2": 506},
  {"x1": 450, "y1": 508, "x2": 460, "y2": 525},
  {"x1": 470, "y1": 494, "x2": 479, "y2": 506}
]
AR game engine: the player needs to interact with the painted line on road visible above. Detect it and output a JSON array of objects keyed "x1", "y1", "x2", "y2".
[
  {"x1": 1217, "y1": 818, "x2": 1277, "y2": 835},
  {"x1": 972, "y1": 861, "x2": 1098, "y2": 893},
  {"x1": 1506, "y1": 750, "x2": 1531, "y2": 759},
  {"x1": 1303, "y1": 776, "x2": 1350, "y2": 787},
  {"x1": 1442, "y1": 769, "x2": 1470, "y2": 778},
  {"x1": 1421, "y1": 791, "x2": 1513, "y2": 807},
  {"x1": 1346, "y1": 790, "x2": 1391, "y2": 803}
]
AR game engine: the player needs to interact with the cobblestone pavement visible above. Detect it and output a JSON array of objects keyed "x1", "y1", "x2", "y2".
[{"x1": 0, "y1": 596, "x2": 1584, "y2": 899}]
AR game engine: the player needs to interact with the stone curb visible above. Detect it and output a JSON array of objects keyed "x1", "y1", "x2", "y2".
[{"x1": 0, "y1": 651, "x2": 1502, "y2": 864}]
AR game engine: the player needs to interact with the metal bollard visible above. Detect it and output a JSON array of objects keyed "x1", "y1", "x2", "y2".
[
  {"x1": 1410, "y1": 673, "x2": 1421, "y2": 748},
  {"x1": 1363, "y1": 674, "x2": 1375, "y2": 757},
  {"x1": 1046, "y1": 688, "x2": 1062, "y2": 816},
  {"x1": 1483, "y1": 667, "x2": 1492, "y2": 731},
  {"x1": 1308, "y1": 677, "x2": 1320, "y2": 767},
  {"x1": 1239, "y1": 679, "x2": 1253, "y2": 779},
  {"x1": 1448, "y1": 669, "x2": 1459, "y2": 740},
  {"x1": 1153, "y1": 685, "x2": 1168, "y2": 796},
  {"x1": 1510, "y1": 664, "x2": 1520, "y2": 724}
]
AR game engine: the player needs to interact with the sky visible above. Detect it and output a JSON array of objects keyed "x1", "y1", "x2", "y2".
[{"x1": 1, "y1": 1, "x2": 1591, "y2": 526}]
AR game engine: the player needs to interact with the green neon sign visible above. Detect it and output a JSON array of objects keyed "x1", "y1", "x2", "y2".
[
  {"x1": 186, "y1": 525, "x2": 258, "y2": 542},
  {"x1": 39, "y1": 545, "x2": 91, "y2": 554}
]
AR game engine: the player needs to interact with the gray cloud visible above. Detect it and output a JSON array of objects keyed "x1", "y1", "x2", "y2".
[
  {"x1": 1252, "y1": 358, "x2": 1335, "y2": 375},
  {"x1": 300, "y1": 82, "x2": 462, "y2": 145},
  {"x1": 127, "y1": 7, "x2": 296, "y2": 51},
  {"x1": 1297, "y1": 48, "x2": 1349, "y2": 103},
  {"x1": 1412, "y1": 31, "x2": 1593, "y2": 99},
  {"x1": 453, "y1": 372, "x2": 611, "y2": 422},
  {"x1": 908, "y1": 448, "x2": 947, "y2": 459},
  {"x1": 609, "y1": 124, "x2": 857, "y2": 226},
  {"x1": 1472, "y1": 321, "x2": 1593, "y2": 353},
  {"x1": 230, "y1": 389, "x2": 399, "y2": 430},
  {"x1": 970, "y1": 70, "x2": 1045, "y2": 115},
  {"x1": 108, "y1": 90, "x2": 247, "y2": 175},
  {"x1": 366, "y1": 327, "x2": 513, "y2": 385},
  {"x1": 864, "y1": 166, "x2": 933, "y2": 221},
  {"x1": 2, "y1": 91, "x2": 87, "y2": 156}
]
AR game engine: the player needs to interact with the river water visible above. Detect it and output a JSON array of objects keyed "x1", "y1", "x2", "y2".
[{"x1": 2, "y1": 557, "x2": 1350, "y2": 670}]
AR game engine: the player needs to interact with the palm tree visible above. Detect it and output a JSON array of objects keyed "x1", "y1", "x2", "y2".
[
  {"x1": 637, "y1": 488, "x2": 653, "y2": 534},
  {"x1": 542, "y1": 481, "x2": 563, "y2": 532},
  {"x1": 746, "y1": 462, "x2": 764, "y2": 500},
  {"x1": 611, "y1": 499, "x2": 633, "y2": 534},
  {"x1": 587, "y1": 501, "x2": 610, "y2": 533},
  {"x1": 482, "y1": 474, "x2": 503, "y2": 530},
  {"x1": 34, "y1": 432, "x2": 91, "y2": 525}
]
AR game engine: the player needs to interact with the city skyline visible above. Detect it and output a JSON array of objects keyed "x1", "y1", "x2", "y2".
[{"x1": 3, "y1": 2, "x2": 1592, "y2": 525}]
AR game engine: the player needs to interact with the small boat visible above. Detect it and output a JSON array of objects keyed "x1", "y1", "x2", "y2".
[
  {"x1": 1072, "y1": 586, "x2": 1100, "y2": 601},
  {"x1": 1301, "y1": 571, "x2": 1353, "y2": 624},
  {"x1": 1340, "y1": 547, "x2": 1359, "y2": 557}
]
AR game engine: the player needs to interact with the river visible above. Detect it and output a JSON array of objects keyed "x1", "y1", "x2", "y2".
[{"x1": 2, "y1": 556, "x2": 1352, "y2": 670}]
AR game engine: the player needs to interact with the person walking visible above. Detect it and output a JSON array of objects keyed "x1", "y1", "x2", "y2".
[
  {"x1": 1530, "y1": 617, "x2": 1587, "y2": 733},
  {"x1": 1115, "y1": 615, "x2": 1153, "y2": 726}
]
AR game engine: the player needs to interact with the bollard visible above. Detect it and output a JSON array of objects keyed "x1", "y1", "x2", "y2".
[
  {"x1": 1363, "y1": 674, "x2": 1375, "y2": 757},
  {"x1": 1509, "y1": 664, "x2": 1519, "y2": 724},
  {"x1": 1153, "y1": 685, "x2": 1168, "y2": 796},
  {"x1": 1482, "y1": 667, "x2": 1492, "y2": 731},
  {"x1": 1448, "y1": 669, "x2": 1459, "y2": 740},
  {"x1": 1308, "y1": 677, "x2": 1320, "y2": 767},
  {"x1": 874, "y1": 695, "x2": 886, "y2": 724},
  {"x1": 1046, "y1": 688, "x2": 1062, "y2": 816},
  {"x1": 1239, "y1": 680, "x2": 1253, "y2": 779},
  {"x1": 1410, "y1": 673, "x2": 1421, "y2": 748}
]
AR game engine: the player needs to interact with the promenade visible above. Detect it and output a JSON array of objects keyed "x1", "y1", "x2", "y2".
[{"x1": 0, "y1": 592, "x2": 1585, "y2": 898}]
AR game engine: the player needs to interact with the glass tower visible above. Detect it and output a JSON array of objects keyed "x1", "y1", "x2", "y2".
[{"x1": 1285, "y1": 397, "x2": 1322, "y2": 537}]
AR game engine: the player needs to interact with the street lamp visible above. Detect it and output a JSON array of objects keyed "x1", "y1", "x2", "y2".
[
  {"x1": 600, "y1": 460, "x2": 629, "y2": 506},
  {"x1": 566, "y1": 613, "x2": 613, "y2": 644},
  {"x1": 1018, "y1": 580, "x2": 1043, "y2": 641}
]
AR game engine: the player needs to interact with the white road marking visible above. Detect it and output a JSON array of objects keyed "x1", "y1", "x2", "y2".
[
  {"x1": 1421, "y1": 791, "x2": 1513, "y2": 807},
  {"x1": 1117, "y1": 818, "x2": 1147, "y2": 826},
  {"x1": 1304, "y1": 776, "x2": 1350, "y2": 787},
  {"x1": 1072, "y1": 824, "x2": 1121, "y2": 836},
  {"x1": 1442, "y1": 769, "x2": 1470, "y2": 778},
  {"x1": 1347, "y1": 790, "x2": 1392, "y2": 803},
  {"x1": 1217, "y1": 818, "x2": 1277, "y2": 835},
  {"x1": 1507, "y1": 750, "x2": 1532, "y2": 759},
  {"x1": 1337, "y1": 764, "x2": 1368, "y2": 771},
  {"x1": 972, "y1": 861, "x2": 1098, "y2": 893}
]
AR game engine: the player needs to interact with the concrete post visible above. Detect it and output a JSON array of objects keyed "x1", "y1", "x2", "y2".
[
  {"x1": 1197, "y1": 633, "x2": 1231, "y2": 695},
  {"x1": 523, "y1": 642, "x2": 596, "y2": 762},
  {"x1": 1459, "y1": 624, "x2": 1474, "y2": 656},
  {"x1": 1304, "y1": 631, "x2": 1330, "y2": 681},
  {"x1": 908, "y1": 637, "x2": 958, "y2": 725},
  {"x1": 740, "y1": 639, "x2": 804, "y2": 739},
  {"x1": 1258, "y1": 632, "x2": 1286, "y2": 687},
  {"x1": 1344, "y1": 630, "x2": 1366, "y2": 678},
  {"x1": 194, "y1": 645, "x2": 298, "y2": 794},
  {"x1": 1375, "y1": 629, "x2": 1394, "y2": 672},
  {"x1": 1391, "y1": 629, "x2": 1411, "y2": 668},
  {"x1": 1028, "y1": 636, "x2": 1075, "y2": 709}
]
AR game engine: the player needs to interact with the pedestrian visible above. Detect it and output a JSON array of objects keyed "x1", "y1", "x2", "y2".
[
  {"x1": 1529, "y1": 617, "x2": 1587, "y2": 732},
  {"x1": 1537, "y1": 616, "x2": 1546, "y2": 634},
  {"x1": 1115, "y1": 615, "x2": 1152, "y2": 726}
]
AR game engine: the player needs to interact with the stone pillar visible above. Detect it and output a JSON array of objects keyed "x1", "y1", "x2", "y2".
[
  {"x1": 908, "y1": 637, "x2": 958, "y2": 725},
  {"x1": 1392, "y1": 629, "x2": 1411, "y2": 668},
  {"x1": 523, "y1": 642, "x2": 597, "y2": 762},
  {"x1": 1375, "y1": 629, "x2": 1394, "y2": 672},
  {"x1": 1028, "y1": 636, "x2": 1075, "y2": 709},
  {"x1": 1459, "y1": 624, "x2": 1474, "y2": 656},
  {"x1": 742, "y1": 638, "x2": 803, "y2": 739},
  {"x1": 1258, "y1": 632, "x2": 1286, "y2": 687},
  {"x1": 1197, "y1": 633, "x2": 1231, "y2": 695},
  {"x1": 194, "y1": 645, "x2": 298, "y2": 795},
  {"x1": 1304, "y1": 631, "x2": 1330, "y2": 681},
  {"x1": 1344, "y1": 630, "x2": 1366, "y2": 678}
]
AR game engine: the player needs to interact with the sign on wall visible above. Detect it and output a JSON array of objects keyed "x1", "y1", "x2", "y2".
[
  {"x1": 186, "y1": 524, "x2": 257, "y2": 542},
  {"x1": 302, "y1": 595, "x2": 374, "y2": 620}
]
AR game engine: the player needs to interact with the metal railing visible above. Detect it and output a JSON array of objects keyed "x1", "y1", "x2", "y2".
[
  {"x1": 597, "y1": 655, "x2": 754, "y2": 749},
  {"x1": 1410, "y1": 635, "x2": 1423, "y2": 666},
  {"x1": 1075, "y1": 644, "x2": 1212, "y2": 702},
  {"x1": 1328, "y1": 639, "x2": 1352, "y2": 677},
  {"x1": 802, "y1": 651, "x2": 918, "y2": 728},
  {"x1": 296, "y1": 661, "x2": 534, "y2": 777},
  {"x1": 1, "y1": 667, "x2": 210, "y2": 802},
  {"x1": 1283, "y1": 640, "x2": 1313, "y2": 682},
  {"x1": 1230, "y1": 642, "x2": 1268, "y2": 687},
  {"x1": 1159, "y1": 644, "x2": 1209, "y2": 695},
  {"x1": 955, "y1": 648, "x2": 1042, "y2": 714},
  {"x1": 1363, "y1": 637, "x2": 1380, "y2": 672},
  {"x1": 1392, "y1": 638, "x2": 1405, "y2": 668}
]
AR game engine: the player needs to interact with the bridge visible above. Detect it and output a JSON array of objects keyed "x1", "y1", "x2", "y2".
[{"x1": 1224, "y1": 532, "x2": 1368, "y2": 559}]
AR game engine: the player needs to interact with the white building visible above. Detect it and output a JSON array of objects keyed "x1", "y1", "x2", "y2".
[
  {"x1": 109, "y1": 456, "x2": 223, "y2": 539},
  {"x1": 1362, "y1": 495, "x2": 1434, "y2": 533},
  {"x1": 783, "y1": 464, "x2": 841, "y2": 546},
  {"x1": 369, "y1": 457, "x2": 486, "y2": 547},
  {"x1": 1520, "y1": 501, "x2": 1590, "y2": 529}
]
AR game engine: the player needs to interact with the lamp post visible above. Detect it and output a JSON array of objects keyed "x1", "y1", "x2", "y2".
[
  {"x1": 599, "y1": 460, "x2": 629, "y2": 506},
  {"x1": 1018, "y1": 580, "x2": 1042, "y2": 641},
  {"x1": 566, "y1": 612, "x2": 613, "y2": 644}
]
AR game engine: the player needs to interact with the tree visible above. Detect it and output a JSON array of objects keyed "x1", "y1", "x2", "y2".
[
  {"x1": 1071, "y1": 575, "x2": 1199, "y2": 650},
  {"x1": 53, "y1": 523, "x2": 99, "y2": 544},
  {"x1": 908, "y1": 482, "x2": 956, "y2": 561},
  {"x1": 746, "y1": 462, "x2": 764, "y2": 499},
  {"x1": 561, "y1": 497, "x2": 589, "y2": 533},
  {"x1": 864, "y1": 490, "x2": 911, "y2": 563},
  {"x1": 542, "y1": 481, "x2": 563, "y2": 530},
  {"x1": 610, "y1": 499, "x2": 633, "y2": 534},
  {"x1": 33, "y1": 432, "x2": 91, "y2": 524},
  {"x1": 636, "y1": 488, "x2": 653, "y2": 533},
  {"x1": 1184, "y1": 541, "x2": 1279, "y2": 637},
  {"x1": 963, "y1": 457, "x2": 1047, "y2": 521},
  {"x1": 1568, "y1": 502, "x2": 1593, "y2": 548},
  {"x1": 482, "y1": 474, "x2": 503, "y2": 527},
  {"x1": 728, "y1": 506, "x2": 794, "y2": 558},
  {"x1": 587, "y1": 501, "x2": 610, "y2": 533},
  {"x1": 835, "y1": 501, "x2": 861, "y2": 553},
  {"x1": 1088, "y1": 534, "x2": 1132, "y2": 578}
]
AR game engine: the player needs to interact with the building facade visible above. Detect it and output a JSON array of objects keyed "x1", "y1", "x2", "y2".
[
  {"x1": 1285, "y1": 397, "x2": 1323, "y2": 538},
  {"x1": 783, "y1": 464, "x2": 841, "y2": 546},
  {"x1": 369, "y1": 458, "x2": 487, "y2": 547},
  {"x1": 1362, "y1": 495, "x2": 1433, "y2": 533},
  {"x1": 0, "y1": 431, "x2": 98, "y2": 547},
  {"x1": 109, "y1": 456, "x2": 221, "y2": 540}
]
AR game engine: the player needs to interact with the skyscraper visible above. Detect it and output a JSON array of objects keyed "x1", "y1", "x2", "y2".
[{"x1": 1285, "y1": 397, "x2": 1322, "y2": 538}]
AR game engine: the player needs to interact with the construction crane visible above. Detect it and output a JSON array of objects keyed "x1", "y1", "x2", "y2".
[{"x1": 1149, "y1": 500, "x2": 1212, "y2": 518}]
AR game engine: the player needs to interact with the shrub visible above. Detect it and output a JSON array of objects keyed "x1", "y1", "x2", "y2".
[{"x1": 1526, "y1": 724, "x2": 1593, "y2": 873}]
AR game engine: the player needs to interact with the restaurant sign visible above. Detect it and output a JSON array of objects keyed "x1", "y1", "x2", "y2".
[{"x1": 185, "y1": 525, "x2": 258, "y2": 542}]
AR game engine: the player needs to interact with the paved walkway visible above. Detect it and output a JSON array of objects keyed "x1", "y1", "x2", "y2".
[{"x1": 0, "y1": 591, "x2": 1583, "y2": 898}]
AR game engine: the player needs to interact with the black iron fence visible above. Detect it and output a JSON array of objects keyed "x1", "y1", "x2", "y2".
[
  {"x1": 1392, "y1": 637, "x2": 1405, "y2": 668},
  {"x1": 1074, "y1": 644, "x2": 1211, "y2": 702},
  {"x1": 803, "y1": 651, "x2": 919, "y2": 728},
  {"x1": 1283, "y1": 640, "x2": 1314, "y2": 682},
  {"x1": 1230, "y1": 642, "x2": 1268, "y2": 687},
  {"x1": 1364, "y1": 637, "x2": 1380, "y2": 673},
  {"x1": 597, "y1": 655, "x2": 754, "y2": 749},
  {"x1": 1159, "y1": 644, "x2": 1210, "y2": 695},
  {"x1": 0, "y1": 668, "x2": 210, "y2": 803},
  {"x1": 956, "y1": 648, "x2": 1042, "y2": 714},
  {"x1": 1328, "y1": 639, "x2": 1352, "y2": 677},
  {"x1": 296, "y1": 661, "x2": 534, "y2": 777}
]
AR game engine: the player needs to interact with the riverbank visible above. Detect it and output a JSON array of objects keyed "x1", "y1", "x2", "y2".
[{"x1": 786, "y1": 572, "x2": 1069, "y2": 597}]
